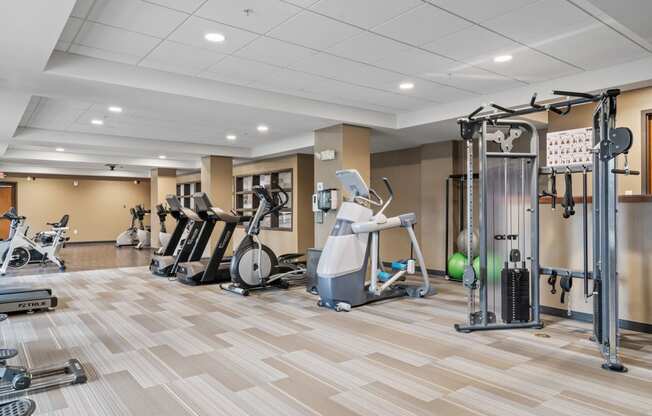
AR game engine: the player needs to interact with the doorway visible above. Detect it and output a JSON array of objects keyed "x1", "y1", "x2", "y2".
[
  {"x1": 0, "y1": 183, "x2": 16, "y2": 240},
  {"x1": 648, "y1": 114, "x2": 652, "y2": 193}
]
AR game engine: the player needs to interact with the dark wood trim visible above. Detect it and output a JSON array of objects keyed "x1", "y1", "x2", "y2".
[
  {"x1": 540, "y1": 305, "x2": 652, "y2": 334},
  {"x1": 643, "y1": 109, "x2": 652, "y2": 194},
  {"x1": 539, "y1": 194, "x2": 652, "y2": 204},
  {"x1": 0, "y1": 181, "x2": 17, "y2": 211}
]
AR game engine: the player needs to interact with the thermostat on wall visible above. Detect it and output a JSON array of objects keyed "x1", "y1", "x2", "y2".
[{"x1": 315, "y1": 149, "x2": 336, "y2": 161}]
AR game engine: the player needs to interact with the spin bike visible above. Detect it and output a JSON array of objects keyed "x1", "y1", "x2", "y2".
[
  {"x1": 222, "y1": 185, "x2": 306, "y2": 296},
  {"x1": 0, "y1": 209, "x2": 68, "y2": 275}
]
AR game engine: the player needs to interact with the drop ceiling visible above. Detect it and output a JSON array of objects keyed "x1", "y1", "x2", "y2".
[{"x1": 0, "y1": 0, "x2": 651, "y2": 177}]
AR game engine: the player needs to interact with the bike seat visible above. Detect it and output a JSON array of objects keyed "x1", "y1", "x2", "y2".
[
  {"x1": 0, "y1": 348, "x2": 18, "y2": 360},
  {"x1": 0, "y1": 399, "x2": 36, "y2": 416},
  {"x1": 47, "y1": 214, "x2": 69, "y2": 228}
]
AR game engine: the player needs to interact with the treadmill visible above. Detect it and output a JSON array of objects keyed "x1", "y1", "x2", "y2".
[
  {"x1": 149, "y1": 195, "x2": 191, "y2": 276},
  {"x1": 0, "y1": 288, "x2": 57, "y2": 314},
  {"x1": 175, "y1": 193, "x2": 248, "y2": 286}
]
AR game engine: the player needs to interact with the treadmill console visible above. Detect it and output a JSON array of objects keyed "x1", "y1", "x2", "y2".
[
  {"x1": 192, "y1": 192, "x2": 213, "y2": 213},
  {"x1": 166, "y1": 194, "x2": 182, "y2": 211}
]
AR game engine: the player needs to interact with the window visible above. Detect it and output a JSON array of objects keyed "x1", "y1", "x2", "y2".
[
  {"x1": 176, "y1": 181, "x2": 201, "y2": 209},
  {"x1": 234, "y1": 169, "x2": 293, "y2": 231}
]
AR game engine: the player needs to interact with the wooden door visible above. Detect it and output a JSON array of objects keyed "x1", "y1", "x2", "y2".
[
  {"x1": 648, "y1": 116, "x2": 652, "y2": 194},
  {"x1": 0, "y1": 184, "x2": 15, "y2": 240}
]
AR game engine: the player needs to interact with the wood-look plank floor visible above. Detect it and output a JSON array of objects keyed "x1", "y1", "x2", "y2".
[
  {"x1": 2, "y1": 243, "x2": 153, "y2": 276},
  {"x1": 0, "y1": 265, "x2": 650, "y2": 416}
]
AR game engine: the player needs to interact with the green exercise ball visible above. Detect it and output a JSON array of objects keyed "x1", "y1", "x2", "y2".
[
  {"x1": 447, "y1": 252, "x2": 467, "y2": 281},
  {"x1": 472, "y1": 254, "x2": 502, "y2": 282}
]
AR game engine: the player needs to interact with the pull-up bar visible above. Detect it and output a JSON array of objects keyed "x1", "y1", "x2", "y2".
[{"x1": 460, "y1": 89, "x2": 620, "y2": 126}]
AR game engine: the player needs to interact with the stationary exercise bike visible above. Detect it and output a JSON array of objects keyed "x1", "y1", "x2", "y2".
[
  {"x1": 222, "y1": 185, "x2": 306, "y2": 296},
  {"x1": 0, "y1": 209, "x2": 68, "y2": 276},
  {"x1": 116, "y1": 207, "x2": 139, "y2": 247}
]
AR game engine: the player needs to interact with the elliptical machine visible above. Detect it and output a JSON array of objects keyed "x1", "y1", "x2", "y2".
[
  {"x1": 0, "y1": 209, "x2": 68, "y2": 275},
  {"x1": 116, "y1": 207, "x2": 139, "y2": 247},
  {"x1": 134, "y1": 205, "x2": 151, "y2": 250},
  {"x1": 316, "y1": 170, "x2": 433, "y2": 311},
  {"x1": 155, "y1": 203, "x2": 171, "y2": 255},
  {"x1": 221, "y1": 185, "x2": 306, "y2": 296}
]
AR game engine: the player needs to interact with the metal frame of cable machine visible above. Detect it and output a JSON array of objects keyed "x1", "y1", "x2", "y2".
[{"x1": 453, "y1": 89, "x2": 635, "y2": 372}]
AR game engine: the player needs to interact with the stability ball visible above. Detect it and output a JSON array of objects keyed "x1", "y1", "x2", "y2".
[
  {"x1": 447, "y1": 252, "x2": 467, "y2": 281},
  {"x1": 456, "y1": 229, "x2": 479, "y2": 257},
  {"x1": 472, "y1": 254, "x2": 502, "y2": 282}
]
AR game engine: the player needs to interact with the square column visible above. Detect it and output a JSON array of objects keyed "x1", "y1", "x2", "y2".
[
  {"x1": 201, "y1": 156, "x2": 233, "y2": 252},
  {"x1": 314, "y1": 124, "x2": 370, "y2": 248}
]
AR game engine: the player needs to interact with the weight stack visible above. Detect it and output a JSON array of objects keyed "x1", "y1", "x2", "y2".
[{"x1": 501, "y1": 267, "x2": 530, "y2": 323}]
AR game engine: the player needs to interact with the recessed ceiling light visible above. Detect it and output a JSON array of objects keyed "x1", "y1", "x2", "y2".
[
  {"x1": 257, "y1": 125, "x2": 269, "y2": 133},
  {"x1": 55, "y1": 147, "x2": 65, "y2": 152},
  {"x1": 399, "y1": 82, "x2": 414, "y2": 90},
  {"x1": 108, "y1": 106, "x2": 123, "y2": 113},
  {"x1": 159, "y1": 155, "x2": 167, "y2": 159},
  {"x1": 226, "y1": 134, "x2": 237, "y2": 140},
  {"x1": 91, "y1": 119, "x2": 104, "y2": 125},
  {"x1": 204, "y1": 32, "x2": 225, "y2": 43},
  {"x1": 493, "y1": 55, "x2": 513, "y2": 63}
]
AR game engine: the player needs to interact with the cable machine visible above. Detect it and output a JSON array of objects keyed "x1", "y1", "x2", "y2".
[{"x1": 453, "y1": 89, "x2": 636, "y2": 372}]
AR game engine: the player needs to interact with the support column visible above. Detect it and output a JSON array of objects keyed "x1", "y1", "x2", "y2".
[
  {"x1": 314, "y1": 124, "x2": 370, "y2": 248},
  {"x1": 201, "y1": 155, "x2": 233, "y2": 252},
  {"x1": 150, "y1": 168, "x2": 177, "y2": 249}
]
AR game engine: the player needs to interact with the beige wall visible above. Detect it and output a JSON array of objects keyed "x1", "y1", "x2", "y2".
[
  {"x1": 370, "y1": 141, "x2": 453, "y2": 270},
  {"x1": 7, "y1": 176, "x2": 150, "y2": 242},
  {"x1": 232, "y1": 154, "x2": 314, "y2": 256}
]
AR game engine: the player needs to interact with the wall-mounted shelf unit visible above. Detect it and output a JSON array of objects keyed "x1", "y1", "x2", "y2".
[
  {"x1": 176, "y1": 181, "x2": 201, "y2": 208},
  {"x1": 234, "y1": 169, "x2": 293, "y2": 231}
]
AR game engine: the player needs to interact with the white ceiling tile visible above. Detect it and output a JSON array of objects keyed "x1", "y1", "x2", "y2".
[
  {"x1": 428, "y1": 0, "x2": 539, "y2": 23},
  {"x1": 587, "y1": 0, "x2": 652, "y2": 45},
  {"x1": 145, "y1": 0, "x2": 206, "y2": 13},
  {"x1": 474, "y1": 47, "x2": 581, "y2": 83},
  {"x1": 268, "y1": 11, "x2": 362, "y2": 50},
  {"x1": 310, "y1": 0, "x2": 422, "y2": 29},
  {"x1": 373, "y1": 4, "x2": 471, "y2": 46},
  {"x1": 88, "y1": 0, "x2": 188, "y2": 38},
  {"x1": 74, "y1": 22, "x2": 160, "y2": 60},
  {"x1": 483, "y1": 0, "x2": 595, "y2": 46},
  {"x1": 59, "y1": 17, "x2": 83, "y2": 43},
  {"x1": 377, "y1": 79, "x2": 476, "y2": 103},
  {"x1": 69, "y1": 44, "x2": 143, "y2": 65},
  {"x1": 249, "y1": 68, "x2": 330, "y2": 91},
  {"x1": 289, "y1": 53, "x2": 400, "y2": 89},
  {"x1": 168, "y1": 16, "x2": 259, "y2": 54},
  {"x1": 424, "y1": 25, "x2": 520, "y2": 63},
  {"x1": 71, "y1": 0, "x2": 94, "y2": 18},
  {"x1": 327, "y1": 32, "x2": 411, "y2": 64},
  {"x1": 425, "y1": 65, "x2": 525, "y2": 94},
  {"x1": 533, "y1": 24, "x2": 649, "y2": 70},
  {"x1": 234, "y1": 36, "x2": 317, "y2": 67},
  {"x1": 374, "y1": 48, "x2": 457, "y2": 76},
  {"x1": 140, "y1": 41, "x2": 226, "y2": 76},
  {"x1": 200, "y1": 56, "x2": 281, "y2": 85},
  {"x1": 283, "y1": 0, "x2": 319, "y2": 7},
  {"x1": 197, "y1": 0, "x2": 301, "y2": 34},
  {"x1": 55, "y1": 41, "x2": 70, "y2": 52}
]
